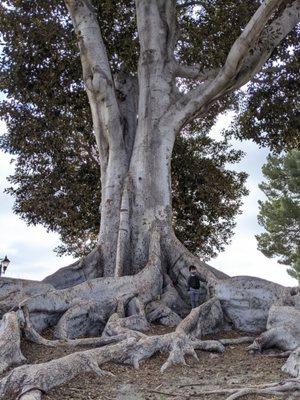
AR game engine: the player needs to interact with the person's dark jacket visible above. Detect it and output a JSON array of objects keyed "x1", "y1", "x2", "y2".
[{"x1": 187, "y1": 273, "x2": 207, "y2": 290}]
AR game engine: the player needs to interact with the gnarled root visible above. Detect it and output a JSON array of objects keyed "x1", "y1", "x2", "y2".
[
  {"x1": 195, "y1": 379, "x2": 300, "y2": 399},
  {"x1": 145, "y1": 300, "x2": 182, "y2": 327},
  {"x1": 102, "y1": 294, "x2": 149, "y2": 339},
  {"x1": 0, "y1": 278, "x2": 53, "y2": 319},
  {"x1": 0, "y1": 311, "x2": 26, "y2": 374},
  {"x1": 178, "y1": 296, "x2": 224, "y2": 338},
  {"x1": 160, "y1": 297, "x2": 225, "y2": 371},
  {"x1": 282, "y1": 347, "x2": 300, "y2": 378},
  {"x1": 53, "y1": 300, "x2": 109, "y2": 339},
  {"x1": 17, "y1": 227, "x2": 164, "y2": 335},
  {"x1": 19, "y1": 390, "x2": 42, "y2": 400},
  {"x1": 21, "y1": 305, "x2": 126, "y2": 348},
  {"x1": 3, "y1": 226, "x2": 298, "y2": 399},
  {"x1": 248, "y1": 305, "x2": 300, "y2": 353},
  {"x1": 0, "y1": 298, "x2": 225, "y2": 398}
]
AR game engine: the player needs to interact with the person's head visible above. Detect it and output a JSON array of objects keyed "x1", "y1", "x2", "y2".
[{"x1": 189, "y1": 265, "x2": 197, "y2": 274}]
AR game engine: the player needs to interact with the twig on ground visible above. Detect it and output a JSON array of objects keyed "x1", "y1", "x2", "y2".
[{"x1": 147, "y1": 389, "x2": 179, "y2": 397}]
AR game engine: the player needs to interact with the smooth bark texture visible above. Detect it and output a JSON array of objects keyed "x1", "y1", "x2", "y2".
[
  {"x1": 0, "y1": 312, "x2": 26, "y2": 374},
  {"x1": 43, "y1": 246, "x2": 103, "y2": 289},
  {"x1": 248, "y1": 304, "x2": 300, "y2": 353},
  {"x1": 283, "y1": 347, "x2": 300, "y2": 378},
  {"x1": 0, "y1": 278, "x2": 53, "y2": 317},
  {"x1": 214, "y1": 276, "x2": 292, "y2": 332}
]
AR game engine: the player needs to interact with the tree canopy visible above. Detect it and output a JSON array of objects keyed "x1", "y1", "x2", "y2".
[
  {"x1": 0, "y1": 0, "x2": 298, "y2": 259},
  {"x1": 256, "y1": 150, "x2": 300, "y2": 283}
]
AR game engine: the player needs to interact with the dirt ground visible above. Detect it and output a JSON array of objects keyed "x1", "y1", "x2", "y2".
[{"x1": 5, "y1": 327, "x2": 290, "y2": 400}]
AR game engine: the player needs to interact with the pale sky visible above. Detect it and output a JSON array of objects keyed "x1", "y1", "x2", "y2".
[{"x1": 0, "y1": 115, "x2": 296, "y2": 286}]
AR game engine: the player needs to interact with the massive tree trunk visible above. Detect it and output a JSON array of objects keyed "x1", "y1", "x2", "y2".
[
  {"x1": 0, "y1": 1, "x2": 299, "y2": 399},
  {"x1": 42, "y1": 0, "x2": 300, "y2": 288}
]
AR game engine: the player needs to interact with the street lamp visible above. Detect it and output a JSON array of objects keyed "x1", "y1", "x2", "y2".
[{"x1": 0, "y1": 255, "x2": 10, "y2": 276}]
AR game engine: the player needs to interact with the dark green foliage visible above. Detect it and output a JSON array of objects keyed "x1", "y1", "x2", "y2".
[
  {"x1": 0, "y1": 1, "x2": 298, "y2": 258},
  {"x1": 226, "y1": 32, "x2": 300, "y2": 153},
  {"x1": 173, "y1": 132, "x2": 248, "y2": 259},
  {"x1": 256, "y1": 150, "x2": 300, "y2": 283}
]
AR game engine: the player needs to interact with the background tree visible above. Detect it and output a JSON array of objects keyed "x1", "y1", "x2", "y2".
[
  {"x1": 257, "y1": 150, "x2": 300, "y2": 283},
  {"x1": 0, "y1": 0, "x2": 298, "y2": 265}
]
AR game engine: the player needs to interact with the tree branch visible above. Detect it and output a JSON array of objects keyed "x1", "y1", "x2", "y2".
[
  {"x1": 231, "y1": 0, "x2": 300, "y2": 89},
  {"x1": 135, "y1": 0, "x2": 179, "y2": 123},
  {"x1": 161, "y1": 0, "x2": 300, "y2": 133},
  {"x1": 64, "y1": 0, "x2": 123, "y2": 156},
  {"x1": 136, "y1": 0, "x2": 177, "y2": 60},
  {"x1": 173, "y1": 62, "x2": 219, "y2": 81},
  {"x1": 65, "y1": 1, "x2": 130, "y2": 258}
]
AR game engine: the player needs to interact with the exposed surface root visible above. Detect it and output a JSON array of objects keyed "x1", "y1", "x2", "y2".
[
  {"x1": 248, "y1": 305, "x2": 300, "y2": 353},
  {"x1": 0, "y1": 311, "x2": 26, "y2": 373},
  {"x1": 265, "y1": 350, "x2": 293, "y2": 358},
  {"x1": 16, "y1": 227, "x2": 164, "y2": 335},
  {"x1": 53, "y1": 299, "x2": 108, "y2": 339},
  {"x1": 17, "y1": 263, "x2": 162, "y2": 337},
  {"x1": 195, "y1": 378, "x2": 300, "y2": 399},
  {"x1": 102, "y1": 294, "x2": 149, "y2": 338},
  {"x1": 145, "y1": 300, "x2": 182, "y2": 327},
  {"x1": 282, "y1": 347, "x2": 300, "y2": 378},
  {"x1": 43, "y1": 246, "x2": 103, "y2": 289},
  {"x1": 155, "y1": 297, "x2": 225, "y2": 372},
  {"x1": 22, "y1": 305, "x2": 126, "y2": 348},
  {"x1": 214, "y1": 277, "x2": 292, "y2": 333},
  {"x1": 0, "y1": 297, "x2": 225, "y2": 398},
  {"x1": 0, "y1": 228, "x2": 299, "y2": 399},
  {"x1": 0, "y1": 278, "x2": 53, "y2": 319},
  {"x1": 19, "y1": 390, "x2": 43, "y2": 400},
  {"x1": 218, "y1": 337, "x2": 254, "y2": 346},
  {"x1": 177, "y1": 296, "x2": 224, "y2": 338}
]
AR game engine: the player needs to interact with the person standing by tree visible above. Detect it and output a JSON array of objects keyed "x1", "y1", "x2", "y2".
[{"x1": 187, "y1": 265, "x2": 207, "y2": 308}]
